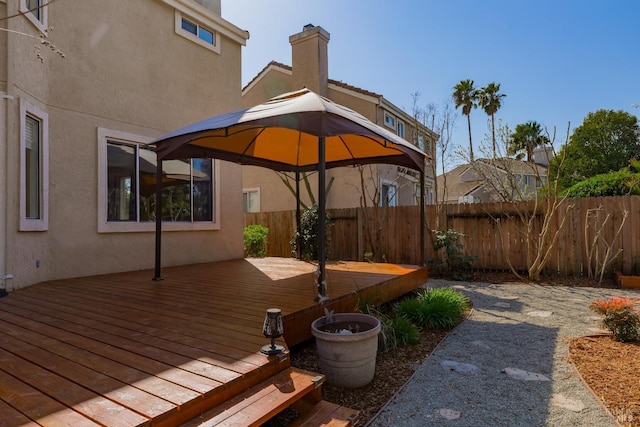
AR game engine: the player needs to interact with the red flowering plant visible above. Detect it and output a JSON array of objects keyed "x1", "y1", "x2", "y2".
[{"x1": 589, "y1": 296, "x2": 640, "y2": 342}]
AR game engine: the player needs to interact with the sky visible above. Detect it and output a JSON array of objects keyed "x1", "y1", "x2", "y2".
[{"x1": 222, "y1": 1, "x2": 640, "y2": 170}]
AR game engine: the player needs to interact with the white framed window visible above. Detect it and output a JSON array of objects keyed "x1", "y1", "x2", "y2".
[
  {"x1": 380, "y1": 180, "x2": 397, "y2": 207},
  {"x1": 384, "y1": 112, "x2": 395, "y2": 129},
  {"x1": 97, "y1": 128, "x2": 220, "y2": 233},
  {"x1": 174, "y1": 10, "x2": 220, "y2": 53},
  {"x1": 397, "y1": 121, "x2": 404, "y2": 138},
  {"x1": 19, "y1": 99, "x2": 49, "y2": 231},
  {"x1": 242, "y1": 188, "x2": 260, "y2": 213},
  {"x1": 20, "y1": 0, "x2": 48, "y2": 34}
]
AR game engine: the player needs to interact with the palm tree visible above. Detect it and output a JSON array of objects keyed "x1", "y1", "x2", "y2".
[
  {"x1": 478, "y1": 82, "x2": 506, "y2": 158},
  {"x1": 507, "y1": 121, "x2": 549, "y2": 162},
  {"x1": 452, "y1": 79, "x2": 478, "y2": 161}
]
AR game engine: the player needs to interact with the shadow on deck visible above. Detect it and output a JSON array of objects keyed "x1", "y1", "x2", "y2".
[{"x1": 0, "y1": 257, "x2": 426, "y2": 426}]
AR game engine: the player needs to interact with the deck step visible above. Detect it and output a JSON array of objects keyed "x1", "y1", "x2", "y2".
[
  {"x1": 290, "y1": 400, "x2": 360, "y2": 427},
  {"x1": 182, "y1": 367, "x2": 324, "y2": 427}
]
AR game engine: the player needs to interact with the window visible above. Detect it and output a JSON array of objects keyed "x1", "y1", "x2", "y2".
[
  {"x1": 380, "y1": 181, "x2": 397, "y2": 207},
  {"x1": 25, "y1": 116, "x2": 41, "y2": 218},
  {"x1": 98, "y1": 128, "x2": 219, "y2": 233},
  {"x1": 536, "y1": 176, "x2": 547, "y2": 188},
  {"x1": 181, "y1": 17, "x2": 215, "y2": 45},
  {"x1": 243, "y1": 188, "x2": 260, "y2": 213},
  {"x1": 418, "y1": 135, "x2": 432, "y2": 154},
  {"x1": 384, "y1": 113, "x2": 395, "y2": 129},
  {"x1": 175, "y1": 11, "x2": 220, "y2": 53},
  {"x1": 20, "y1": 99, "x2": 49, "y2": 231},
  {"x1": 397, "y1": 121, "x2": 404, "y2": 138},
  {"x1": 20, "y1": 0, "x2": 48, "y2": 33}
]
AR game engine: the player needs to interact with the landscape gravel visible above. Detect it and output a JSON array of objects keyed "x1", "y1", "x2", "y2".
[{"x1": 367, "y1": 279, "x2": 640, "y2": 427}]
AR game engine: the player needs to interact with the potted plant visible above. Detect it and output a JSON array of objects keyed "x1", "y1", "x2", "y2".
[{"x1": 311, "y1": 310, "x2": 381, "y2": 388}]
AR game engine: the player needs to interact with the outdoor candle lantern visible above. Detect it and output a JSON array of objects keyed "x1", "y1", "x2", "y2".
[{"x1": 261, "y1": 308, "x2": 285, "y2": 355}]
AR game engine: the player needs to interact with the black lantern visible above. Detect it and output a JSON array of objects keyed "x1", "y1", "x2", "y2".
[{"x1": 261, "y1": 308, "x2": 285, "y2": 355}]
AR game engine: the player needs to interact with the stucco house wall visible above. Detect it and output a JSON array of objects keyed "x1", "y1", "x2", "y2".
[{"x1": 0, "y1": 0, "x2": 249, "y2": 289}]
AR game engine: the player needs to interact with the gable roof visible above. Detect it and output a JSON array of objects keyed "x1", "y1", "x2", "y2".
[
  {"x1": 437, "y1": 164, "x2": 482, "y2": 203},
  {"x1": 243, "y1": 60, "x2": 382, "y2": 99},
  {"x1": 437, "y1": 158, "x2": 548, "y2": 203}
]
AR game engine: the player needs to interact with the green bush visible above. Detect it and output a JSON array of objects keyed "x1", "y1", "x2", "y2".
[
  {"x1": 589, "y1": 296, "x2": 640, "y2": 342},
  {"x1": 389, "y1": 316, "x2": 420, "y2": 347},
  {"x1": 562, "y1": 168, "x2": 639, "y2": 198},
  {"x1": 290, "y1": 205, "x2": 331, "y2": 260},
  {"x1": 428, "y1": 229, "x2": 476, "y2": 280},
  {"x1": 243, "y1": 225, "x2": 269, "y2": 258},
  {"x1": 376, "y1": 311, "x2": 420, "y2": 353},
  {"x1": 396, "y1": 287, "x2": 469, "y2": 329}
]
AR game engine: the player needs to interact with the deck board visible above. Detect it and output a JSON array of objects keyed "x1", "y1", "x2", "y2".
[{"x1": 0, "y1": 257, "x2": 425, "y2": 426}]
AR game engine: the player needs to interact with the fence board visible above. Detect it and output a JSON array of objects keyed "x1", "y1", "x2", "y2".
[{"x1": 245, "y1": 196, "x2": 640, "y2": 277}]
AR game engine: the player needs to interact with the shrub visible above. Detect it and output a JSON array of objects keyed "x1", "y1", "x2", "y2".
[
  {"x1": 428, "y1": 229, "x2": 476, "y2": 280},
  {"x1": 243, "y1": 225, "x2": 269, "y2": 258},
  {"x1": 562, "y1": 168, "x2": 639, "y2": 198},
  {"x1": 396, "y1": 287, "x2": 470, "y2": 329},
  {"x1": 290, "y1": 205, "x2": 331, "y2": 261},
  {"x1": 389, "y1": 316, "x2": 420, "y2": 347},
  {"x1": 589, "y1": 296, "x2": 640, "y2": 342},
  {"x1": 376, "y1": 311, "x2": 420, "y2": 353}
]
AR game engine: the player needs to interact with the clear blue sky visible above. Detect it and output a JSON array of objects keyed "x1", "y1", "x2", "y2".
[{"x1": 223, "y1": 1, "x2": 639, "y2": 169}]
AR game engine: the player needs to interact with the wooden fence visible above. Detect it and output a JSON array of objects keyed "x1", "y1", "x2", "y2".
[{"x1": 245, "y1": 196, "x2": 640, "y2": 277}]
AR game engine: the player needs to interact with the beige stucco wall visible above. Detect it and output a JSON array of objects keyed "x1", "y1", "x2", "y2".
[
  {"x1": 1, "y1": 0, "x2": 248, "y2": 289},
  {"x1": 242, "y1": 67, "x2": 294, "y2": 107}
]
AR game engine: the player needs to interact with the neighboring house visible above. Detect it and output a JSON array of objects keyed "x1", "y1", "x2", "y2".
[
  {"x1": 241, "y1": 24, "x2": 438, "y2": 213},
  {"x1": 437, "y1": 152, "x2": 549, "y2": 204},
  {"x1": 0, "y1": 0, "x2": 249, "y2": 289}
]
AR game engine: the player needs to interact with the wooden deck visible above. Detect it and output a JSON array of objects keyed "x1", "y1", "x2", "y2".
[{"x1": 0, "y1": 257, "x2": 426, "y2": 426}]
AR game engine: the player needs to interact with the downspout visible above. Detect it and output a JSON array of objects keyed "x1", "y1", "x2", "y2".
[
  {"x1": 1, "y1": 12, "x2": 16, "y2": 296},
  {"x1": 0, "y1": 93, "x2": 10, "y2": 297},
  {"x1": 153, "y1": 158, "x2": 163, "y2": 280}
]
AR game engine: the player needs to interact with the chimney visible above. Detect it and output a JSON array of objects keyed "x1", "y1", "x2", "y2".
[
  {"x1": 193, "y1": 0, "x2": 221, "y2": 15},
  {"x1": 289, "y1": 24, "x2": 330, "y2": 96}
]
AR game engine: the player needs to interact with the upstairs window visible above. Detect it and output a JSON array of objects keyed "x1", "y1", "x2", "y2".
[
  {"x1": 397, "y1": 121, "x2": 404, "y2": 138},
  {"x1": 175, "y1": 11, "x2": 220, "y2": 53},
  {"x1": 181, "y1": 17, "x2": 215, "y2": 45},
  {"x1": 20, "y1": 0, "x2": 48, "y2": 33},
  {"x1": 384, "y1": 113, "x2": 395, "y2": 129}
]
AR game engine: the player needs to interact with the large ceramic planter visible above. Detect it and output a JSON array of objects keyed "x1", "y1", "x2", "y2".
[{"x1": 311, "y1": 313, "x2": 381, "y2": 388}]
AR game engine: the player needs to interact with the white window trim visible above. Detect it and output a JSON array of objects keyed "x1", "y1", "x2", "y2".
[
  {"x1": 397, "y1": 120, "x2": 404, "y2": 137},
  {"x1": 174, "y1": 10, "x2": 220, "y2": 54},
  {"x1": 97, "y1": 127, "x2": 221, "y2": 233},
  {"x1": 20, "y1": 0, "x2": 49, "y2": 35},
  {"x1": 19, "y1": 99, "x2": 49, "y2": 231},
  {"x1": 161, "y1": 0, "x2": 248, "y2": 46},
  {"x1": 242, "y1": 187, "x2": 260, "y2": 213}
]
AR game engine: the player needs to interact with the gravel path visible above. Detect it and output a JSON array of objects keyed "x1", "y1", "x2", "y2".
[{"x1": 368, "y1": 279, "x2": 640, "y2": 427}]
